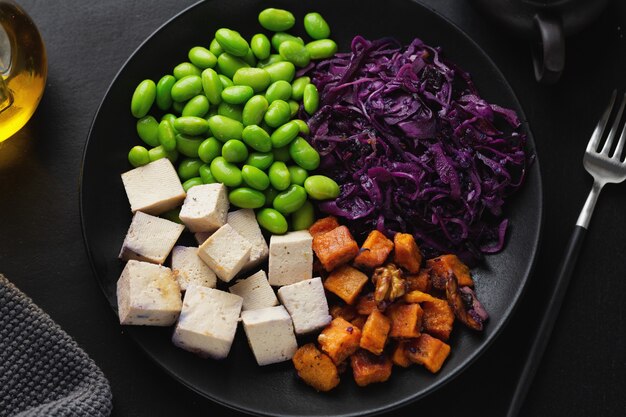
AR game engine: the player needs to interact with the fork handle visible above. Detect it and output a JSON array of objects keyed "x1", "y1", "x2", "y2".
[{"x1": 506, "y1": 225, "x2": 587, "y2": 417}]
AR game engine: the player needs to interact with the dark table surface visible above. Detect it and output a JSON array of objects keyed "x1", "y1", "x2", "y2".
[{"x1": 2, "y1": 0, "x2": 625, "y2": 416}]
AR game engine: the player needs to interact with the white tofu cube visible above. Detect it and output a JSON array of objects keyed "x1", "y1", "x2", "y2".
[
  {"x1": 119, "y1": 211, "x2": 185, "y2": 264},
  {"x1": 116, "y1": 260, "x2": 182, "y2": 326},
  {"x1": 241, "y1": 306, "x2": 298, "y2": 366},
  {"x1": 121, "y1": 158, "x2": 186, "y2": 215},
  {"x1": 268, "y1": 231, "x2": 313, "y2": 286},
  {"x1": 179, "y1": 183, "x2": 228, "y2": 233},
  {"x1": 172, "y1": 286, "x2": 243, "y2": 359},
  {"x1": 194, "y1": 231, "x2": 212, "y2": 245},
  {"x1": 171, "y1": 246, "x2": 217, "y2": 291},
  {"x1": 277, "y1": 277, "x2": 331, "y2": 335},
  {"x1": 228, "y1": 270, "x2": 278, "y2": 311},
  {"x1": 197, "y1": 224, "x2": 252, "y2": 282},
  {"x1": 227, "y1": 209, "x2": 269, "y2": 270}
]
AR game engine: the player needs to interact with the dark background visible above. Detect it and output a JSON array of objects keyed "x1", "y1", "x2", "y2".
[{"x1": 1, "y1": 0, "x2": 625, "y2": 416}]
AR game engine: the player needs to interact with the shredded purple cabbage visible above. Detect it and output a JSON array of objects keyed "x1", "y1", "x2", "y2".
[{"x1": 302, "y1": 36, "x2": 530, "y2": 264}]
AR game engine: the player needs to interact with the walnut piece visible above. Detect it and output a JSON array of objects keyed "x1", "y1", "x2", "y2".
[{"x1": 372, "y1": 263, "x2": 407, "y2": 306}]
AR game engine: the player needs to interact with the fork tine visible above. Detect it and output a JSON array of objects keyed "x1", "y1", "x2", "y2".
[
  {"x1": 613, "y1": 105, "x2": 626, "y2": 161},
  {"x1": 601, "y1": 92, "x2": 626, "y2": 155},
  {"x1": 587, "y1": 90, "x2": 617, "y2": 153}
]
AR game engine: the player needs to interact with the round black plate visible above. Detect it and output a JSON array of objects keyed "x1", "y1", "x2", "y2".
[{"x1": 80, "y1": 0, "x2": 542, "y2": 416}]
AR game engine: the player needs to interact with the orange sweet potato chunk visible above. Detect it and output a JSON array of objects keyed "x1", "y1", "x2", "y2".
[
  {"x1": 354, "y1": 230, "x2": 394, "y2": 269},
  {"x1": 406, "y1": 268, "x2": 431, "y2": 293},
  {"x1": 318, "y1": 317, "x2": 362, "y2": 364},
  {"x1": 309, "y1": 216, "x2": 340, "y2": 238},
  {"x1": 312, "y1": 226, "x2": 360, "y2": 271},
  {"x1": 330, "y1": 304, "x2": 357, "y2": 322},
  {"x1": 427, "y1": 254, "x2": 474, "y2": 288},
  {"x1": 422, "y1": 298, "x2": 455, "y2": 341},
  {"x1": 350, "y1": 349, "x2": 393, "y2": 387},
  {"x1": 391, "y1": 340, "x2": 413, "y2": 368},
  {"x1": 403, "y1": 290, "x2": 437, "y2": 304},
  {"x1": 356, "y1": 292, "x2": 378, "y2": 315},
  {"x1": 406, "y1": 333, "x2": 451, "y2": 373},
  {"x1": 359, "y1": 310, "x2": 391, "y2": 355},
  {"x1": 324, "y1": 265, "x2": 369, "y2": 305},
  {"x1": 386, "y1": 303, "x2": 423, "y2": 339},
  {"x1": 292, "y1": 343, "x2": 340, "y2": 392},
  {"x1": 393, "y1": 233, "x2": 422, "y2": 273}
]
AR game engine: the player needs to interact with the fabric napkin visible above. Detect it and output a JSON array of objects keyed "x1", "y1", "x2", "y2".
[{"x1": 0, "y1": 274, "x2": 112, "y2": 417}]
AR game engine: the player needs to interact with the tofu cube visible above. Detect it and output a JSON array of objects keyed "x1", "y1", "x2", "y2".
[
  {"x1": 228, "y1": 270, "x2": 278, "y2": 311},
  {"x1": 116, "y1": 260, "x2": 182, "y2": 326},
  {"x1": 197, "y1": 224, "x2": 252, "y2": 282},
  {"x1": 179, "y1": 183, "x2": 229, "y2": 233},
  {"x1": 268, "y1": 231, "x2": 313, "y2": 286},
  {"x1": 121, "y1": 158, "x2": 186, "y2": 215},
  {"x1": 171, "y1": 246, "x2": 217, "y2": 291},
  {"x1": 227, "y1": 209, "x2": 269, "y2": 270},
  {"x1": 241, "y1": 305, "x2": 298, "y2": 366},
  {"x1": 277, "y1": 277, "x2": 331, "y2": 335},
  {"x1": 172, "y1": 286, "x2": 243, "y2": 359},
  {"x1": 119, "y1": 211, "x2": 185, "y2": 264}
]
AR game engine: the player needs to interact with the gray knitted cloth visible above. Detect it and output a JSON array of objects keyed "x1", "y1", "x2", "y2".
[{"x1": 0, "y1": 274, "x2": 113, "y2": 417}]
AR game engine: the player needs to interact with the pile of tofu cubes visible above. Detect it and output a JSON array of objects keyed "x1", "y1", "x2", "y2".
[{"x1": 116, "y1": 158, "x2": 332, "y2": 366}]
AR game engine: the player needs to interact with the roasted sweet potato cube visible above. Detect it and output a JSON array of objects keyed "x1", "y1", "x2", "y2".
[
  {"x1": 330, "y1": 303, "x2": 357, "y2": 322},
  {"x1": 351, "y1": 315, "x2": 368, "y2": 329},
  {"x1": 356, "y1": 292, "x2": 379, "y2": 315},
  {"x1": 292, "y1": 343, "x2": 340, "y2": 392},
  {"x1": 427, "y1": 254, "x2": 474, "y2": 288},
  {"x1": 406, "y1": 268, "x2": 431, "y2": 293},
  {"x1": 318, "y1": 317, "x2": 362, "y2": 364},
  {"x1": 360, "y1": 310, "x2": 391, "y2": 355},
  {"x1": 403, "y1": 290, "x2": 437, "y2": 304},
  {"x1": 422, "y1": 298, "x2": 455, "y2": 341},
  {"x1": 393, "y1": 233, "x2": 422, "y2": 273},
  {"x1": 309, "y1": 216, "x2": 340, "y2": 238},
  {"x1": 350, "y1": 349, "x2": 393, "y2": 387},
  {"x1": 386, "y1": 303, "x2": 423, "y2": 338},
  {"x1": 354, "y1": 230, "x2": 394, "y2": 269},
  {"x1": 324, "y1": 265, "x2": 369, "y2": 305},
  {"x1": 391, "y1": 340, "x2": 413, "y2": 368},
  {"x1": 312, "y1": 226, "x2": 360, "y2": 271},
  {"x1": 406, "y1": 333, "x2": 451, "y2": 373}
]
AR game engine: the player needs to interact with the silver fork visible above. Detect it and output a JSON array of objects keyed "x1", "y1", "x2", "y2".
[{"x1": 507, "y1": 90, "x2": 626, "y2": 417}]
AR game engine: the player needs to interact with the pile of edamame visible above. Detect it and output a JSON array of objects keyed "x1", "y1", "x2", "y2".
[{"x1": 128, "y1": 8, "x2": 341, "y2": 234}]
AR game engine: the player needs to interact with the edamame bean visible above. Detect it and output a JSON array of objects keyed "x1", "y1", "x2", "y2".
[
  {"x1": 279, "y1": 40, "x2": 310, "y2": 68},
  {"x1": 170, "y1": 75, "x2": 203, "y2": 102},
  {"x1": 288, "y1": 165, "x2": 308, "y2": 186},
  {"x1": 233, "y1": 67, "x2": 271, "y2": 93},
  {"x1": 242, "y1": 165, "x2": 270, "y2": 190},
  {"x1": 198, "y1": 137, "x2": 222, "y2": 163},
  {"x1": 263, "y1": 61, "x2": 296, "y2": 83},
  {"x1": 207, "y1": 115, "x2": 244, "y2": 142},
  {"x1": 229, "y1": 188, "x2": 266, "y2": 209},
  {"x1": 256, "y1": 208, "x2": 288, "y2": 234},
  {"x1": 257, "y1": 54, "x2": 283, "y2": 68},
  {"x1": 243, "y1": 48, "x2": 257, "y2": 66},
  {"x1": 221, "y1": 85, "x2": 254, "y2": 104},
  {"x1": 304, "y1": 175, "x2": 340, "y2": 200},
  {"x1": 291, "y1": 200, "x2": 315, "y2": 230},
  {"x1": 136, "y1": 116, "x2": 160, "y2": 147},
  {"x1": 273, "y1": 184, "x2": 307, "y2": 214},
  {"x1": 156, "y1": 75, "x2": 176, "y2": 111},
  {"x1": 219, "y1": 74, "x2": 234, "y2": 88},
  {"x1": 270, "y1": 120, "x2": 299, "y2": 148},
  {"x1": 250, "y1": 33, "x2": 271, "y2": 60},
  {"x1": 176, "y1": 134, "x2": 203, "y2": 158},
  {"x1": 265, "y1": 80, "x2": 292, "y2": 103},
  {"x1": 268, "y1": 161, "x2": 291, "y2": 191},
  {"x1": 303, "y1": 83, "x2": 319, "y2": 115},
  {"x1": 182, "y1": 95, "x2": 210, "y2": 117},
  {"x1": 161, "y1": 113, "x2": 177, "y2": 127},
  {"x1": 258, "y1": 8, "x2": 295, "y2": 32},
  {"x1": 288, "y1": 100, "x2": 299, "y2": 117},
  {"x1": 246, "y1": 152, "x2": 274, "y2": 170},
  {"x1": 215, "y1": 28, "x2": 250, "y2": 57},
  {"x1": 178, "y1": 158, "x2": 203, "y2": 181},
  {"x1": 174, "y1": 116, "x2": 210, "y2": 136},
  {"x1": 242, "y1": 125, "x2": 272, "y2": 152},
  {"x1": 201, "y1": 68, "x2": 223, "y2": 105},
  {"x1": 264, "y1": 100, "x2": 291, "y2": 127},
  {"x1": 242, "y1": 95, "x2": 269, "y2": 126},
  {"x1": 128, "y1": 145, "x2": 150, "y2": 167},
  {"x1": 173, "y1": 62, "x2": 202, "y2": 79},
  {"x1": 303, "y1": 12, "x2": 331, "y2": 40},
  {"x1": 149, "y1": 145, "x2": 178, "y2": 163},
  {"x1": 305, "y1": 39, "x2": 338, "y2": 60},
  {"x1": 271, "y1": 32, "x2": 304, "y2": 51},
  {"x1": 199, "y1": 164, "x2": 217, "y2": 184},
  {"x1": 221, "y1": 139, "x2": 248, "y2": 163},
  {"x1": 217, "y1": 53, "x2": 249, "y2": 79},
  {"x1": 292, "y1": 119, "x2": 310, "y2": 135},
  {"x1": 289, "y1": 137, "x2": 320, "y2": 170},
  {"x1": 158, "y1": 119, "x2": 177, "y2": 151},
  {"x1": 131, "y1": 79, "x2": 156, "y2": 118},
  {"x1": 210, "y1": 156, "x2": 242, "y2": 187},
  {"x1": 209, "y1": 38, "x2": 224, "y2": 56},
  {"x1": 183, "y1": 177, "x2": 203, "y2": 192},
  {"x1": 291, "y1": 76, "x2": 310, "y2": 101},
  {"x1": 217, "y1": 102, "x2": 243, "y2": 122},
  {"x1": 188, "y1": 46, "x2": 217, "y2": 69}
]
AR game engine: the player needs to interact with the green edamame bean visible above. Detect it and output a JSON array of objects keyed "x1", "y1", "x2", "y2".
[
  {"x1": 273, "y1": 184, "x2": 307, "y2": 214},
  {"x1": 279, "y1": 40, "x2": 310, "y2": 68},
  {"x1": 183, "y1": 177, "x2": 203, "y2": 192},
  {"x1": 158, "y1": 119, "x2": 177, "y2": 151},
  {"x1": 241, "y1": 165, "x2": 270, "y2": 190},
  {"x1": 210, "y1": 156, "x2": 242, "y2": 187},
  {"x1": 174, "y1": 116, "x2": 210, "y2": 136},
  {"x1": 128, "y1": 145, "x2": 150, "y2": 167},
  {"x1": 131, "y1": 79, "x2": 156, "y2": 118},
  {"x1": 221, "y1": 139, "x2": 248, "y2": 163},
  {"x1": 288, "y1": 165, "x2": 308, "y2": 186},
  {"x1": 217, "y1": 102, "x2": 243, "y2": 122},
  {"x1": 271, "y1": 120, "x2": 299, "y2": 148},
  {"x1": 219, "y1": 74, "x2": 234, "y2": 88},
  {"x1": 256, "y1": 208, "x2": 288, "y2": 234},
  {"x1": 292, "y1": 119, "x2": 310, "y2": 135},
  {"x1": 178, "y1": 158, "x2": 204, "y2": 181},
  {"x1": 303, "y1": 83, "x2": 319, "y2": 115},
  {"x1": 217, "y1": 53, "x2": 249, "y2": 79},
  {"x1": 170, "y1": 75, "x2": 203, "y2": 102},
  {"x1": 221, "y1": 85, "x2": 254, "y2": 104},
  {"x1": 291, "y1": 76, "x2": 310, "y2": 101},
  {"x1": 173, "y1": 62, "x2": 202, "y2": 79},
  {"x1": 303, "y1": 13, "x2": 331, "y2": 40},
  {"x1": 264, "y1": 100, "x2": 291, "y2": 128},
  {"x1": 270, "y1": 32, "x2": 304, "y2": 51},
  {"x1": 242, "y1": 125, "x2": 272, "y2": 152},
  {"x1": 263, "y1": 187, "x2": 279, "y2": 207},
  {"x1": 304, "y1": 175, "x2": 340, "y2": 200},
  {"x1": 233, "y1": 67, "x2": 271, "y2": 93},
  {"x1": 182, "y1": 95, "x2": 210, "y2": 117},
  {"x1": 229, "y1": 187, "x2": 266, "y2": 209},
  {"x1": 156, "y1": 75, "x2": 176, "y2": 111},
  {"x1": 268, "y1": 161, "x2": 291, "y2": 191},
  {"x1": 288, "y1": 100, "x2": 299, "y2": 117},
  {"x1": 243, "y1": 48, "x2": 257, "y2": 66},
  {"x1": 272, "y1": 145, "x2": 291, "y2": 162},
  {"x1": 176, "y1": 134, "x2": 203, "y2": 158},
  {"x1": 242, "y1": 95, "x2": 269, "y2": 126},
  {"x1": 209, "y1": 38, "x2": 224, "y2": 56},
  {"x1": 258, "y1": 8, "x2": 295, "y2": 32},
  {"x1": 199, "y1": 164, "x2": 217, "y2": 184},
  {"x1": 305, "y1": 39, "x2": 338, "y2": 60},
  {"x1": 161, "y1": 113, "x2": 177, "y2": 127},
  {"x1": 257, "y1": 54, "x2": 283, "y2": 68},
  {"x1": 250, "y1": 33, "x2": 271, "y2": 60},
  {"x1": 201, "y1": 68, "x2": 223, "y2": 105},
  {"x1": 265, "y1": 80, "x2": 292, "y2": 103},
  {"x1": 188, "y1": 46, "x2": 217, "y2": 69},
  {"x1": 207, "y1": 115, "x2": 244, "y2": 142},
  {"x1": 246, "y1": 152, "x2": 274, "y2": 170},
  {"x1": 263, "y1": 61, "x2": 296, "y2": 83},
  {"x1": 289, "y1": 137, "x2": 320, "y2": 170},
  {"x1": 215, "y1": 28, "x2": 250, "y2": 57},
  {"x1": 136, "y1": 116, "x2": 160, "y2": 147},
  {"x1": 198, "y1": 137, "x2": 222, "y2": 163},
  {"x1": 148, "y1": 145, "x2": 178, "y2": 163},
  {"x1": 291, "y1": 200, "x2": 315, "y2": 230}
]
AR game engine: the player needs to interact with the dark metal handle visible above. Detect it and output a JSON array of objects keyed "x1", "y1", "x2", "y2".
[
  {"x1": 532, "y1": 13, "x2": 565, "y2": 84},
  {"x1": 506, "y1": 225, "x2": 587, "y2": 417}
]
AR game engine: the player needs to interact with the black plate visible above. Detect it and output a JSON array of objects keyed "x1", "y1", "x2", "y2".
[{"x1": 80, "y1": 0, "x2": 543, "y2": 415}]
